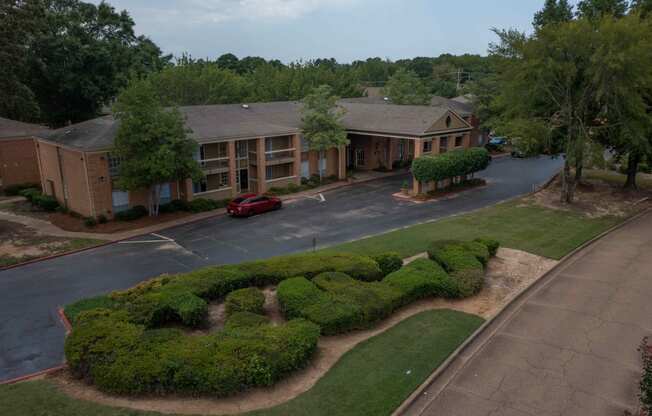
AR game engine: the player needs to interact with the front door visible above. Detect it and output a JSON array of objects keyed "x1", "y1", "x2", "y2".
[
  {"x1": 355, "y1": 148, "x2": 365, "y2": 168},
  {"x1": 238, "y1": 169, "x2": 249, "y2": 193}
]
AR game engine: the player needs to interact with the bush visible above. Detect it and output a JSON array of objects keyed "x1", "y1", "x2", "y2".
[
  {"x1": 115, "y1": 205, "x2": 148, "y2": 221},
  {"x1": 412, "y1": 148, "x2": 491, "y2": 183},
  {"x1": 84, "y1": 217, "x2": 98, "y2": 228},
  {"x1": 159, "y1": 199, "x2": 190, "y2": 214},
  {"x1": 65, "y1": 311, "x2": 320, "y2": 396},
  {"x1": 33, "y1": 194, "x2": 59, "y2": 211},
  {"x1": 640, "y1": 338, "x2": 652, "y2": 413},
  {"x1": 225, "y1": 288, "x2": 265, "y2": 317},
  {"x1": 474, "y1": 237, "x2": 500, "y2": 257},
  {"x1": 18, "y1": 187, "x2": 41, "y2": 203},
  {"x1": 383, "y1": 259, "x2": 458, "y2": 303},
  {"x1": 3, "y1": 183, "x2": 40, "y2": 196},
  {"x1": 372, "y1": 253, "x2": 403, "y2": 276},
  {"x1": 188, "y1": 198, "x2": 230, "y2": 213},
  {"x1": 97, "y1": 214, "x2": 108, "y2": 224},
  {"x1": 224, "y1": 312, "x2": 269, "y2": 331}
]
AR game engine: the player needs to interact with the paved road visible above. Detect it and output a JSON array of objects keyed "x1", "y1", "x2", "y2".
[
  {"x1": 0, "y1": 156, "x2": 562, "y2": 382},
  {"x1": 403, "y1": 211, "x2": 652, "y2": 416}
]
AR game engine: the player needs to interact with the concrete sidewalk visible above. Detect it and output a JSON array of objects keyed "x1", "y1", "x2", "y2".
[{"x1": 401, "y1": 211, "x2": 652, "y2": 416}]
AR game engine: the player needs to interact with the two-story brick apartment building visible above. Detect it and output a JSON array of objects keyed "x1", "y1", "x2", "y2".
[
  {"x1": 0, "y1": 117, "x2": 48, "y2": 190},
  {"x1": 35, "y1": 100, "x2": 473, "y2": 219}
]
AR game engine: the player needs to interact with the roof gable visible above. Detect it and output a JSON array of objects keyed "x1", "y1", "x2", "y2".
[{"x1": 426, "y1": 110, "x2": 471, "y2": 134}]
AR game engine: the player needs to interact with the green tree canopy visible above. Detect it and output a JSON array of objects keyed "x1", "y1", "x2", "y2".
[
  {"x1": 301, "y1": 85, "x2": 349, "y2": 181},
  {"x1": 113, "y1": 81, "x2": 203, "y2": 216},
  {"x1": 576, "y1": 0, "x2": 629, "y2": 19},
  {"x1": 382, "y1": 68, "x2": 431, "y2": 105},
  {"x1": 533, "y1": 0, "x2": 574, "y2": 29}
]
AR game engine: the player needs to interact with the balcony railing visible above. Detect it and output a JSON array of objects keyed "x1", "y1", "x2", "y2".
[{"x1": 199, "y1": 157, "x2": 229, "y2": 173}]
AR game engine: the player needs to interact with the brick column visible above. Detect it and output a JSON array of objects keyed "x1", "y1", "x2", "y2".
[
  {"x1": 387, "y1": 138, "x2": 394, "y2": 171},
  {"x1": 293, "y1": 134, "x2": 302, "y2": 185},
  {"x1": 463, "y1": 133, "x2": 471, "y2": 149},
  {"x1": 228, "y1": 141, "x2": 238, "y2": 197},
  {"x1": 433, "y1": 137, "x2": 441, "y2": 155},
  {"x1": 256, "y1": 137, "x2": 267, "y2": 194},
  {"x1": 182, "y1": 178, "x2": 194, "y2": 202},
  {"x1": 338, "y1": 145, "x2": 347, "y2": 180},
  {"x1": 412, "y1": 138, "x2": 424, "y2": 195}
]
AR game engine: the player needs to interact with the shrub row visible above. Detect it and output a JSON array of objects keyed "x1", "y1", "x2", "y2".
[
  {"x1": 19, "y1": 187, "x2": 59, "y2": 211},
  {"x1": 2, "y1": 182, "x2": 40, "y2": 196},
  {"x1": 383, "y1": 258, "x2": 459, "y2": 303},
  {"x1": 427, "y1": 238, "x2": 499, "y2": 298},
  {"x1": 225, "y1": 287, "x2": 265, "y2": 317},
  {"x1": 114, "y1": 205, "x2": 148, "y2": 221},
  {"x1": 65, "y1": 309, "x2": 320, "y2": 396},
  {"x1": 372, "y1": 253, "x2": 403, "y2": 276},
  {"x1": 277, "y1": 273, "x2": 402, "y2": 335},
  {"x1": 411, "y1": 148, "x2": 491, "y2": 183}
]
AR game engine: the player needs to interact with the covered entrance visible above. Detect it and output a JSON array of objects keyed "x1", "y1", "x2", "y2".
[{"x1": 346, "y1": 134, "x2": 413, "y2": 171}]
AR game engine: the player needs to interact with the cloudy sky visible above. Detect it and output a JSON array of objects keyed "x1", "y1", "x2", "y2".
[{"x1": 96, "y1": 0, "x2": 549, "y2": 62}]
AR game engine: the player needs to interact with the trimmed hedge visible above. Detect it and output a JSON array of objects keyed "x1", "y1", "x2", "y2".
[
  {"x1": 372, "y1": 253, "x2": 403, "y2": 276},
  {"x1": 475, "y1": 237, "x2": 500, "y2": 257},
  {"x1": 427, "y1": 239, "x2": 500, "y2": 298},
  {"x1": 115, "y1": 205, "x2": 148, "y2": 221},
  {"x1": 3, "y1": 182, "x2": 40, "y2": 196},
  {"x1": 225, "y1": 288, "x2": 265, "y2": 317},
  {"x1": 65, "y1": 310, "x2": 319, "y2": 396},
  {"x1": 383, "y1": 258, "x2": 458, "y2": 303},
  {"x1": 64, "y1": 252, "x2": 381, "y2": 397},
  {"x1": 411, "y1": 147, "x2": 491, "y2": 183},
  {"x1": 18, "y1": 188, "x2": 60, "y2": 212},
  {"x1": 224, "y1": 312, "x2": 270, "y2": 331}
]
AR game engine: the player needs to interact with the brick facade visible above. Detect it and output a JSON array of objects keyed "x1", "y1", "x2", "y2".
[{"x1": 0, "y1": 138, "x2": 41, "y2": 189}]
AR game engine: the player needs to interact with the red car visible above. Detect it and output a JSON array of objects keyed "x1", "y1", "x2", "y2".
[{"x1": 227, "y1": 194, "x2": 282, "y2": 217}]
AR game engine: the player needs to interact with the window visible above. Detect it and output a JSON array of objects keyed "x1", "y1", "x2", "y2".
[
  {"x1": 159, "y1": 183, "x2": 172, "y2": 205},
  {"x1": 440, "y1": 137, "x2": 449, "y2": 153},
  {"x1": 355, "y1": 149, "x2": 365, "y2": 167},
  {"x1": 266, "y1": 163, "x2": 292, "y2": 180},
  {"x1": 107, "y1": 154, "x2": 122, "y2": 177},
  {"x1": 193, "y1": 172, "x2": 230, "y2": 194},
  {"x1": 398, "y1": 141, "x2": 405, "y2": 160},
  {"x1": 446, "y1": 115, "x2": 452, "y2": 128},
  {"x1": 112, "y1": 190, "x2": 129, "y2": 212},
  {"x1": 423, "y1": 140, "x2": 432, "y2": 153},
  {"x1": 455, "y1": 136, "x2": 464, "y2": 147}
]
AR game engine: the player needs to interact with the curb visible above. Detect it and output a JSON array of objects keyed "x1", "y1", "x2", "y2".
[{"x1": 392, "y1": 206, "x2": 652, "y2": 416}]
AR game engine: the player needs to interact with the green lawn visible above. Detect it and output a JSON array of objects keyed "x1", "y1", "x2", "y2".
[
  {"x1": 0, "y1": 310, "x2": 483, "y2": 416},
  {"x1": 584, "y1": 169, "x2": 652, "y2": 190},
  {"x1": 324, "y1": 200, "x2": 621, "y2": 260}
]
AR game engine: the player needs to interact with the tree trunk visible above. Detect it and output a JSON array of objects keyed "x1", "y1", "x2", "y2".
[
  {"x1": 574, "y1": 140, "x2": 584, "y2": 185},
  {"x1": 561, "y1": 156, "x2": 575, "y2": 204},
  {"x1": 624, "y1": 153, "x2": 640, "y2": 190}
]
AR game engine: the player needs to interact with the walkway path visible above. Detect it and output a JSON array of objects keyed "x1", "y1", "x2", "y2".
[{"x1": 401, "y1": 211, "x2": 652, "y2": 416}]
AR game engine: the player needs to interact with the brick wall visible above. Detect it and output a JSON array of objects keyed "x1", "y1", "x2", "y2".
[{"x1": 0, "y1": 138, "x2": 41, "y2": 188}]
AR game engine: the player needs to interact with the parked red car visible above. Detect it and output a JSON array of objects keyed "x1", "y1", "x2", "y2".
[{"x1": 227, "y1": 194, "x2": 282, "y2": 217}]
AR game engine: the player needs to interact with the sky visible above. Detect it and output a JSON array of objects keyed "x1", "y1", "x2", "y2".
[{"x1": 95, "y1": 0, "x2": 552, "y2": 63}]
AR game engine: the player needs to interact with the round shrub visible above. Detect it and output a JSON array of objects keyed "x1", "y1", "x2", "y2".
[
  {"x1": 84, "y1": 217, "x2": 98, "y2": 228},
  {"x1": 474, "y1": 237, "x2": 500, "y2": 257},
  {"x1": 383, "y1": 258, "x2": 458, "y2": 303},
  {"x1": 33, "y1": 194, "x2": 60, "y2": 211},
  {"x1": 427, "y1": 240, "x2": 487, "y2": 298},
  {"x1": 115, "y1": 205, "x2": 148, "y2": 221},
  {"x1": 225, "y1": 287, "x2": 265, "y2": 317},
  {"x1": 372, "y1": 253, "x2": 403, "y2": 276}
]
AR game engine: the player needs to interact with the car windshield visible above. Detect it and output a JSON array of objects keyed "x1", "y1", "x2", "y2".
[{"x1": 232, "y1": 197, "x2": 247, "y2": 204}]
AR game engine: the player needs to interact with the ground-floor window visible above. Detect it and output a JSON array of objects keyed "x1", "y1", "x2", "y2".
[
  {"x1": 455, "y1": 136, "x2": 464, "y2": 147},
  {"x1": 355, "y1": 149, "x2": 365, "y2": 167},
  {"x1": 160, "y1": 183, "x2": 171, "y2": 204},
  {"x1": 423, "y1": 140, "x2": 433, "y2": 153},
  {"x1": 193, "y1": 172, "x2": 229, "y2": 194},
  {"x1": 301, "y1": 160, "x2": 310, "y2": 179},
  {"x1": 112, "y1": 190, "x2": 129, "y2": 213},
  {"x1": 266, "y1": 163, "x2": 292, "y2": 180},
  {"x1": 398, "y1": 141, "x2": 405, "y2": 160}
]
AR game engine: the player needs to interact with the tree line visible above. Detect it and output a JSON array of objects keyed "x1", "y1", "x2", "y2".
[
  {"x1": 477, "y1": 0, "x2": 652, "y2": 200},
  {"x1": 1, "y1": 0, "x2": 494, "y2": 128}
]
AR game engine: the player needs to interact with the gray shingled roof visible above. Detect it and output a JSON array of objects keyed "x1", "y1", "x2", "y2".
[
  {"x1": 38, "y1": 100, "x2": 471, "y2": 151},
  {"x1": 0, "y1": 117, "x2": 48, "y2": 139},
  {"x1": 341, "y1": 95, "x2": 474, "y2": 117}
]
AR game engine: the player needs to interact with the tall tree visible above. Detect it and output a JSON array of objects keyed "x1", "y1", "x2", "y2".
[
  {"x1": 631, "y1": 0, "x2": 652, "y2": 17},
  {"x1": 301, "y1": 85, "x2": 349, "y2": 181},
  {"x1": 0, "y1": 0, "x2": 44, "y2": 121},
  {"x1": 18, "y1": 0, "x2": 170, "y2": 126},
  {"x1": 576, "y1": 0, "x2": 629, "y2": 19},
  {"x1": 216, "y1": 53, "x2": 240, "y2": 72},
  {"x1": 533, "y1": 0, "x2": 574, "y2": 29},
  {"x1": 382, "y1": 68, "x2": 430, "y2": 105},
  {"x1": 113, "y1": 81, "x2": 203, "y2": 216}
]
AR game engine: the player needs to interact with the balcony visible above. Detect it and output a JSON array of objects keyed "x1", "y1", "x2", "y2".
[
  {"x1": 199, "y1": 157, "x2": 229, "y2": 174},
  {"x1": 249, "y1": 148, "x2": 296, "y2": 166}
]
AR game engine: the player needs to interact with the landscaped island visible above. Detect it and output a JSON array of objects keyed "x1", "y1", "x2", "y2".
[{"x1": 64, "y1": 239, "x2": 498, "y2": 397}]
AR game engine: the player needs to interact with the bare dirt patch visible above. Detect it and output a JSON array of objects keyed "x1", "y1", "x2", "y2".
[
  {"x1": 523, "y1": 173, "x2": 652, "y2": 218},
  {"x1": 0, "y1": 220, "x2": 99, "y2": 267},
  {"x1": 50, "y1": 248, "x2": 557, "y2": 415}
]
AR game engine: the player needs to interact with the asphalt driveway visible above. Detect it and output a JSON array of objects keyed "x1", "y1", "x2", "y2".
[
  {"x1": 0, "y1": 156, "x2": 562, "y2": 382},
  {"x1": 402, "y1": 211, "x2": 652, "y2": 416}
]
